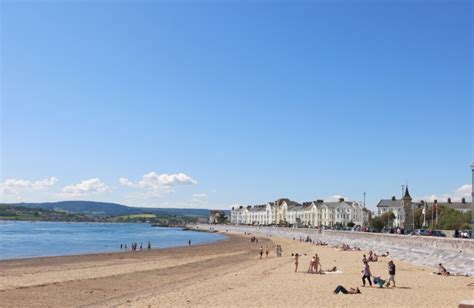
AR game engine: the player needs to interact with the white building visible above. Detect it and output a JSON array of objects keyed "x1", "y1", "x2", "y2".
[{"x1": 231, "y1": 198, "x2": 368, "y2": 227}]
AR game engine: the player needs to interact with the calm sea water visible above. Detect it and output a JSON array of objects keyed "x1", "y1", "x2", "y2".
[{"x1": 0, "y1": 221, "x2": 226, "y2": 260}]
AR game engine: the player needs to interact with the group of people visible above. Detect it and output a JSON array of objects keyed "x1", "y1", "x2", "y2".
[
  {"x1": 120, "y1": 241, "x2": 151, "y2": 251},
  {"x1": 259, "y1": 246, "x2": 270, "y2": 259},
  {"x1": 307, "y1": 254, "x2": 322, "y2": 274},
  {"x1": 339, "y1": 243, "x2": 361, "y2": 251}
]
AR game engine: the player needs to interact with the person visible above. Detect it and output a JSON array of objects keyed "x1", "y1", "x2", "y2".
[
  {"x1": 308, "y1": 255, "x2": 315, "y2": 273},
  {"x1": 147, "y1": 241, "x2": 151, "y2": 250},
  {"x1": 265, "y1": 246, "x2": 269, "y2": 257},
  {"x1": 124, "y1": 243, "x2": 127, "y2": 250},
  {"x1": 386, "y1": 260, "x2": 396, "y2": 287},
  {"x1": 454, "y1": 229, "x2": 459, "y2": 238},
  {"x1": 294, "y1": 253, "x2": 300, "y2": 272},
  {"x1": 120, "y1": 243, "x2": 123, "y2": 250},
  {"x1": 322, "y1": 266, "x2": 337, "y2": 273},
  {"x1": 188, "y1": 240, "x2": 191, "y2": 246},
  {"x1": 259, "y1": 246, "x2": 263, "y2": 259},
  {"x1": 435, "y1": 263, "x2": 450, "y2": 276},
  {"x1": 333, "y1": 285, "x2": 361, "y2": 294},
  {"x1": 314, "y1": 254, "x2": 321, "y2": 274},
  {"x1": 362, "y1": 254, "x2": 368, "y2": 263},
  {"x1": 372, "y1": 276, "x2": 385, "y2": 288},
  {"x1": 362, "y1": 261, "x2": 372, "y2": 287},
  {"x1": 140, "y1": 243, "x2": 143, "y2": 251}
]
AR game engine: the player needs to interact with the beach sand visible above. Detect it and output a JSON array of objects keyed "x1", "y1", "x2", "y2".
[{"x1": 0, "y1": 232, "x2": 472, "y2": 307}]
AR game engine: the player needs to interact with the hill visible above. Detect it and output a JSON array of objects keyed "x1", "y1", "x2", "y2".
[{"x1": 8, "y1": 201, "x2": 224, "y2": 218}]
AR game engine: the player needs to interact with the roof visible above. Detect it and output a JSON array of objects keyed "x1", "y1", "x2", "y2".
[
  {"x1": 377, "y1": 199, "x2": 401, "y2": 208},
  {"x1": 404, "y1": 186, "x2": 412, "y2": 199},
  {"x1": 437, "y1": 202, "x2": 473, "y2": 211}
]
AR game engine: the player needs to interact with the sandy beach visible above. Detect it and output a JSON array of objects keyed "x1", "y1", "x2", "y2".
[{"x1": 1, "y1": 231, "x2": 472, "y2": 308}]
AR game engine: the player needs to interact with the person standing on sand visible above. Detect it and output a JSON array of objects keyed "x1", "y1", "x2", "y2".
[
  {"x1": 260, "y1": 246, "x2": 264, "y2": 259},
  {"x1": 314, "y1": 254, "x2": 321, "y2": 274},
  {"x1": 120, "y1": 244, "x2": 123, "y2": 250},
  {"x1": 140, "y1": 243, "x2": 143, "y2": 251},
  {"x1": 362, "y1": 261, "x2": 372, "y2": 287},
  {"x1": 386, "y1": 260, "x2": 396, "y2": 287},
  {"x1": 265, "y1": 246, "x2": 269, "y2": 257},
  {"x1": 308, "y1": 255, "x2": 315, "y2": 273},
  {"x1": 148, "y1": 241, "x2": 151, "y2": 250},
  {"x1": 294, "y1": 253, "x2": 299, "y2": 272},
  {"x1": 188, "y1": 240, "x2": 191, "y2": 246}
]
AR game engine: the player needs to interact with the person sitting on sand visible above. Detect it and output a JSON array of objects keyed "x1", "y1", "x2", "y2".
[
  {"x1": 435, "y1": 263, "x2": 450, "y2": 276},
  {"x1": 334, "y1": 285, "x2": 361, "y2": 294},
  {"x1": 372, "y1": 253, "x2": 378, "y2": 262}
]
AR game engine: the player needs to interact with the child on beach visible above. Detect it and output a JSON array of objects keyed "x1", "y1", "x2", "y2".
[{"x1": 260, "y1": 246, "x2": 263, "y2": 259}]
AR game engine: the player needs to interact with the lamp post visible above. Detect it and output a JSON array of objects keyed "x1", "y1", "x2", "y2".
[{"x1": 471, "y1": 163, "x2": 474, "y2": 202}]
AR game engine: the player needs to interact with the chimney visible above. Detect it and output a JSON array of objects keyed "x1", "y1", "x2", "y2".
[
  {"x1": 339, "y1": 198, "x2": 345, "y2": 202},
  {"x1": 391, "y1": 196, "x2": 396, "y2": 201},
  {"x1": 462, "y1": 197, "x2": 466, "y2": 204},
  {"x1": 447, "y1": 198, "x2": 451, "y2": 204},
  {"x1": 434, "y1": 199, "x2": 438, "y2": 204},
  {"x1": 316, "y1": 199, "x2": 324, "y2": 203}
]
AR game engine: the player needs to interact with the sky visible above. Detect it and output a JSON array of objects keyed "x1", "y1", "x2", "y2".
[{"x1": 1, "y1": 0, "x2": 472, "y2": 210}]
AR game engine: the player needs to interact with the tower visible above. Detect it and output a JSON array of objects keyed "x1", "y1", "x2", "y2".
[{"x1": 401, "y1": 185, "x2": 413, "y2": 230}]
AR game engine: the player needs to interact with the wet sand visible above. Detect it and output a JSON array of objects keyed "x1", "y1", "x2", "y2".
[{"x1": 0, "y1": 232, "x2": 472, "y2": 307}]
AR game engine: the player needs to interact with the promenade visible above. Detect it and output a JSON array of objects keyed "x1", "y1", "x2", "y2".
[{"x1": 195, "y1": 224, "x2": 474, "y2": 276}]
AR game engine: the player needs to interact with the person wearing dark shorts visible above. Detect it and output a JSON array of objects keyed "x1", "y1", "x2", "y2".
[
  {"x1": 334, "y1": 285, "x2": 361, "y2": 294},
  {"x1": 362, "y1": 261, "x2": 372, "y2": 287}
]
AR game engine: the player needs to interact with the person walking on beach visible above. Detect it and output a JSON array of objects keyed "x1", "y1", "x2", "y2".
[
  {"x1": 386, "y1": 260, "x2": 396, "y2": 287},
  {"x1": 362, "y1": 261, "x2": 372, "y2": 287},
  {"x1": 265, "y1": 246, "x2": 269, "y2": 257},
  {"x1": 294, "y1": 253, "x2": 300, "y2": 272},
  {"x1": 147, "y1": 241, "x2": 151, "y2": 250},
  {"x1": 140, "y1": 243, "x2": 143, "y2": 251},
  {"x1": 188, "y1": 240, "x2": 191, "y2": 246},
  {"x1": 120, "y1": 243, "x2": 123, "y2": 250},
  {"x1": 259, "y1": 246, "x2": 264, "y2": 259}
]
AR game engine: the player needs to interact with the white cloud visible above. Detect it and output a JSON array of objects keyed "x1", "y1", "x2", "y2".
[
  {"x1": 119, "y1": 172, "x2": 197, "y2": 198},
  {"x1": 193, "y1": 193, "x2": 207, "y2": 198},
  {"x1": 324, "y1": 195, "x2": 346, "y2": 202},
  {"x1": 0, "y1": 177, "x2": 58, "y2": 195},
  {"x1": 416, "y1": 184, "x2": 472, "y2": 202},
  {"x1": 61, "y1": 178, "x2": 110, "y2": 197}
]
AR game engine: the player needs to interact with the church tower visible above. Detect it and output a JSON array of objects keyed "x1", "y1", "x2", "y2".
[{"x1": 401, "y1": 185, "x2": 413, "y2": 230}]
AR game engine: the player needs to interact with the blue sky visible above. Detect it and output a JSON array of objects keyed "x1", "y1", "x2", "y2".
[{"x1": 1, "y1": 0, "x2": 472, "y2": 209}]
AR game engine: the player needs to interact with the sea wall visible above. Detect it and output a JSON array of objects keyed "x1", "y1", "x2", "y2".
[{"x1": 193, "y1": 224, "x2": 474, "y2": 276}]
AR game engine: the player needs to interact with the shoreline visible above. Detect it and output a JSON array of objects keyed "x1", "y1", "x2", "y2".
[
  {"x1": 1, "y1": 230, "x2": 472, "y2": 307},
  {"x1": 0, "y1": 234, "x2": 229, "y2": 264}
]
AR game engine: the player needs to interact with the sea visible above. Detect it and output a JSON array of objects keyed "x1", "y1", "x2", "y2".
[{"x1": 0, "y1": 221, "x2": 226, "y2": 260}]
